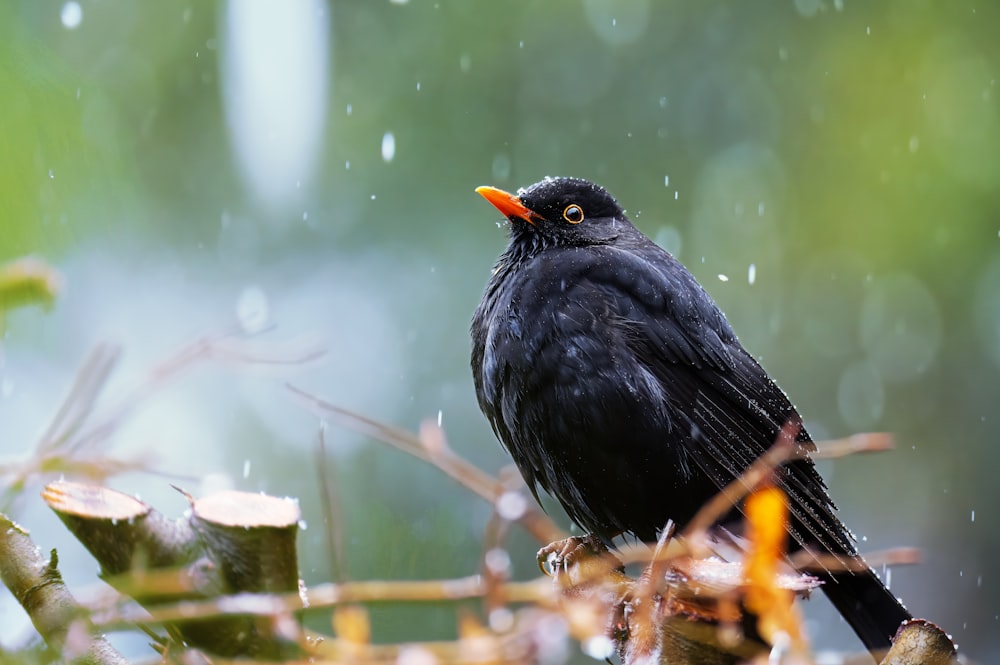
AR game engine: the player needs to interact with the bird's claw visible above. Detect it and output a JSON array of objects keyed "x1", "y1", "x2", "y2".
[
  {"x1": 537, "y1": 545, "x2": 563, "y2": 577},
  {"x1": 537, "y1": 533, "x2": 618, "y2": 578}
]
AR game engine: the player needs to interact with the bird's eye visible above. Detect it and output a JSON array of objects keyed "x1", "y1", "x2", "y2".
[{"x1": 562, "y1": 204, "x2": 584, "y2": 224}]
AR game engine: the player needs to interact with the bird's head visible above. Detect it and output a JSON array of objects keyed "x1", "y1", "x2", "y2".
[{"x1": 476, "y1": 177, "x2": 630, "y2": 248}]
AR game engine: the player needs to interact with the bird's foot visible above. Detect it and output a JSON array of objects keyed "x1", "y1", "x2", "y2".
[{"x1": 537, "y1": 533, "x2": 624, "y2": 580}]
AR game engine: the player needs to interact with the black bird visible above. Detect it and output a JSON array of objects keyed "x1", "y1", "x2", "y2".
[{"x1": 470, "y1": 176, "x2": 911, "y2": 654}]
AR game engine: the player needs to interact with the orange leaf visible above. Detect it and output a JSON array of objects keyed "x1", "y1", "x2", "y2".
[{"x1": 743, "y1": 483, "x2": 808, "y2": 651}]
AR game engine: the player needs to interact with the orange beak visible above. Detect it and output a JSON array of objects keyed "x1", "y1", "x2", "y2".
[{"x1": 475, "y1": 186, "x2": 542, "y2": 225}]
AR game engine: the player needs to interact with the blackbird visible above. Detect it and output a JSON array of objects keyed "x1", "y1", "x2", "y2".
[{"x1": 470, "y1": 176, "x2": 911, "y2": 654}]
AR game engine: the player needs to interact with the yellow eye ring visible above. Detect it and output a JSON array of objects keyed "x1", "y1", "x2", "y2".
[{"x1": 563, "y1": 204, "x2": 584, "y2": 224}]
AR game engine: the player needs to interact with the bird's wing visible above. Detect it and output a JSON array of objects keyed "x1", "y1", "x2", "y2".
[{"x1": 591, "y1": 244, "x2": 856, "y2": 558}]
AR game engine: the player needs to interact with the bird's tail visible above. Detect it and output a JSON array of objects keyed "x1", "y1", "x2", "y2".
[{"x1": 819, "y1": 566, "x2": 911, "y2": 655}]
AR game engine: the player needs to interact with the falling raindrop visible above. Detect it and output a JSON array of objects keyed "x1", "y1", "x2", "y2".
[
  {"x1": 748, "y1": 263, "x2": 756, "y2": 285},
  {"x1": 236, "y1": 286, "x2": 269, "y2": 334},
  {"x1": 381, "y1": 132, "x2": 396, "y2": 162},
  {"x1": 61, "y1": 1, "x2": 82, "y2": 29}
]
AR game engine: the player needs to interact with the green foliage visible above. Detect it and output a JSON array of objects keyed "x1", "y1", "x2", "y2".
[{"x1": 0, "y1": 257, "x2": 61, "y2": 318}]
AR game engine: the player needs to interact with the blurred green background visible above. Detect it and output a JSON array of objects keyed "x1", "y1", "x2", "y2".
[{"x1": 1, "y1": 0, "x2": 997, "y2": 661}]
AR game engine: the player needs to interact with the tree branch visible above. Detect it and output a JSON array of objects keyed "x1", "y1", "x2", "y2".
[{"x1": 0, "y1": 512, "x2": 127, "y2": 664}]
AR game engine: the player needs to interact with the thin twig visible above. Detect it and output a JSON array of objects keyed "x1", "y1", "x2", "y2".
[
  {"x1": 88, "y1": 577, "x2": 555, "y2": 631},
  {"x1": 3, "y1": 329, "x2": 326, "y2": 510},
  {"x1": 0, "y1": 513, "x2": 129, "y2": 664},
  {"x1": 36, "y1": 343, "x2": 122, "y2": 455},
  {"x1": 641, "y1": 519, "x2": 677, "y2": 593},
  {"x1": 286, "y1": 384, "x2": 566, "y2": 544},
  {"x1": 67, "y1": 327, "x2": 320, "y2": 456},
  {"x1": 790, "y1": 547, "x2": 921, "y2": 573},
  {"x1": 315, "y1": 423, "x2": 346, "y2": 584},
  {"x1": 811, "y1": 432, "x2": 895, "y2": 459}
]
